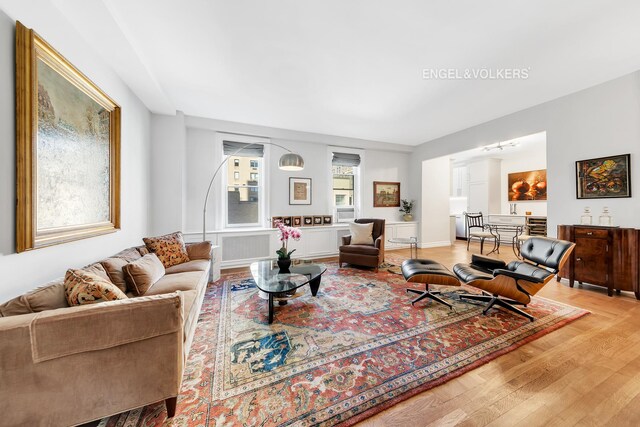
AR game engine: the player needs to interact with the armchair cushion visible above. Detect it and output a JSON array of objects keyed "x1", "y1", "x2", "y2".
[
  {"x1": 505, "y1": 260, "x2": 554, "y2": 282},
  {"x1": 339, "y1": 244, "x2": 379, "y2": 256},
  {"x1": 492, "y1": 268, "x2": 545, "y2": 284},
  {"x1": 452, "y1": 264, "x2": 493, "y2": 282},
  {"x1": 349, "y1": 222, "x2": 374, "y2": 245},
  {"x1": 471, "y1": 254, "x2": 506, "y2": 271}
]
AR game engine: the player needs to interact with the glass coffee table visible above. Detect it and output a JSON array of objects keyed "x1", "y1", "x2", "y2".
[{"x1": 250, "y1": 260, "x2": 327, "y2": 324}]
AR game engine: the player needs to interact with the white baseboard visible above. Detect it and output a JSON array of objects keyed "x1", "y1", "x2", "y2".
[{"x1": 419, "y1": 241, "x2": 452, "y2": 249}]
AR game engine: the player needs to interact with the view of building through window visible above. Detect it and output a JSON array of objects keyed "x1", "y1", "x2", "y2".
[
  {"x1": 332, "y1": 165, "x2": 355, "y2": 206},
  {"x1": 227, "y1": 155, "x2": 261, "y2": 225}
]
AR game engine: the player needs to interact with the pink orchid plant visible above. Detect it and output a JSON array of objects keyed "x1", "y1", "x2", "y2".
[{"x1": 274, "y1": 220, "x2": 302, "y2": 260}]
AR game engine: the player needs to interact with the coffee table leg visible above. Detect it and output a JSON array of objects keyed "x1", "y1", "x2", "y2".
[
  {"x1": 268, "y1": 293, "x2": 274, "y2": 324},
  {"x1": 309, "y1": 276, "x2": 321, "y2": 297}
]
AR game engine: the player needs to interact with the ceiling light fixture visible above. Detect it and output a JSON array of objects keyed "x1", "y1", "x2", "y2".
[{"x1": 481, "y1": 141, "x2": 519, "y2": 152}]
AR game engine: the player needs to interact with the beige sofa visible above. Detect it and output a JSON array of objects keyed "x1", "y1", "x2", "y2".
[{"x1": 0, "y1": 242, "x2": 212, "y2": 427}]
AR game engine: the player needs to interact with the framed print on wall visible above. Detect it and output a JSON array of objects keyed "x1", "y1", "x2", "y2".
[
  {"x1": 576, "y1": 154, "x2": 631, "y2": 199},
  {"x1": 289, "y1": 177, "x2": 312, "y2": 205},
  {"x1": 303, "y1": 216, "x2": 314, "y2": 226},
  {"x1": 15, "y1": 22, "x2": 121, "y2": 252},
  {"x1": 373, "y1": 181, "x2": 400, "y2": 207},
  {"x1": 508, "y1": 169, "x2": 547, "y2": 201}
]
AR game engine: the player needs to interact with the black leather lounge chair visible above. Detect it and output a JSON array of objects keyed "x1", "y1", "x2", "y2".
[{"x1": 452, "y1": 237, "x2": 575, "y2": 321}]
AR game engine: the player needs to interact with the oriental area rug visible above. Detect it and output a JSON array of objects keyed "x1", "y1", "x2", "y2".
[{"x1": 100, "y1": 262, "x2": 588, "y2": 427}]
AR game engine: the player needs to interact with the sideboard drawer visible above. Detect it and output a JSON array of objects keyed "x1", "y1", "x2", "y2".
[{"x1": 574, "y1": 228, "x2": 609, "y2": 239}]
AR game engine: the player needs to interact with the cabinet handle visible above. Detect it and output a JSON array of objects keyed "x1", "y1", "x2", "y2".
[
  {"x1": 586, "y1": 232, "x2": 593, "y2": 235},
  {"x1": 576, "y1": 257, "x2": 582, "y2": 261}
]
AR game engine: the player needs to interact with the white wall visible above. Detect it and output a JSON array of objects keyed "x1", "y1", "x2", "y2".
[
  {"x1": 421, "y1": 157, "x2": 452, "y2": 247},
  {"x1": 499, "y1": 144, "x2": 547, "y2": 216},
  {"x1": 0, "y1": 6, "x2": 151, "y2": 302},
  {"x1": 160, "y1": 116, "x2": 414, "y2": 237},
  {"x1": 411, "y1": 71, "x2": 640, "y2": 237}
]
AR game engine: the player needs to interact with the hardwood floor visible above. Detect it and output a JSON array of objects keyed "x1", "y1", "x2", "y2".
[{"x1": 352, "y1": 241, "x2": 640, "y2": 427}]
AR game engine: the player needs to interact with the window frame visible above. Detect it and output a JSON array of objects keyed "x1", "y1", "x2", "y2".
[{"x1": 327, "y1": 146, "x2": 364, "y2": 219}]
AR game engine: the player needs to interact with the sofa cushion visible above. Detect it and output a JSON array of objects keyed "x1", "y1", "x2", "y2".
[
  {"x1": 144, "y1": 271, "x2": 203, "y2": 295},
  {"x1": 0, "y1": 295, "x2": 30, "y2": 317},
  {"x1": 64, "y1": 269, "x2": 128, "y2": 306},
  {"x1": 339, "y1": 244, "x2": 379, "y2": 256},
  {"x1": 123, "y1": 253, "x2": 166, "y2": 296},
  {"x1": 82, "y1": 263, "x2": 111, "y2": 282},
  {"x1": 349, "y1": 222, "x2": 374, "y2": 245},
  {"x1": 113, "y1": 247, "x2": 142, "y2": 262},
  {"x1": 143, "y1": 232, "x2": 190, "y2": 268},
  {"x1": 26, "y1": 281, "x2": 68, "y2": 312},
  {"x1": 165, "y1": 259, "x2": 210, "y2": 275},
  {"x1": 186, "y1": 241, "x2": 212, "y2": 260},
  {"x1": 100, "y1": 257, "x2": 130, "y2": 293}
]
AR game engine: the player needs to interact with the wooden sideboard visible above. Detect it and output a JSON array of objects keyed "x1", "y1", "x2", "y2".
[{"x1": 557, "y1": 225, "x2": 639, "y2": 299}]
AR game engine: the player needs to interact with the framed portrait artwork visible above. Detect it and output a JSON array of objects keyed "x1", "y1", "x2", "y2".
[
  {"x1": 289, "y1": 177, "x2": 312, "y2": 205},
  {"x1": 373, "y1": 181, "x2": 400, "y2": 207},
  {"x1": 576, "y1": 154, "x2": 631, "y2": 199},
  {"x1": 15, "y1": 22, "x2": 121, "y2": 252}
]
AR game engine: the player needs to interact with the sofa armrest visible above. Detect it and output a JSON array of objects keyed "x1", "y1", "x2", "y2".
[
  {"x1": 342, "y1": 235, "x2": 352, "y2": 246},
  {"x1": 30, "y1": 293, "x2": 184, "y2": 363},
  {"x1": 186, "y1": 241, "x2": 212, "y2": 260}
]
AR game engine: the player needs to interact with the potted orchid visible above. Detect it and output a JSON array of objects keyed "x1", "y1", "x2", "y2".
[{"x1": 274, "y1": 220, "x2": 302, "y2": 273}]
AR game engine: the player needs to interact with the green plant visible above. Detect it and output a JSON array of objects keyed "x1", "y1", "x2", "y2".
[{"x1": 399, "y1": 199, "x2": 414, "y2": 215}]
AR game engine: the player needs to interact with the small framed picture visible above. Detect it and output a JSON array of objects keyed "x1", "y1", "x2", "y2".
[
  {"x1": 323, "y1": 216, "x2": 333, "y2": 225},
  {"x1": 303, "y1": 216, "x2": 314, "y2": 226},
  {"x1": 313, "y1": 216, "x2": 323, "y2": 225},
  {"x1": 271, "y1": 216, "x2": 283, "y2": 228},
  {"x1": 373, "y1": 181, "x2": 401, "y2": 207},
  {"x1": 289, "y1": 177, "x2": 312, "y2": 205},
  {"x1": 283, "y1": 217, "x2": 293, "y2": 226},
  {"x1": 292, "y1": 216, "x2": 302, "y2": 227}
]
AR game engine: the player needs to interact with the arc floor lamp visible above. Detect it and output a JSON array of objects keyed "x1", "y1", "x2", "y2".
[{"x1": 202, "y1": 142, "x2": 305, "y2": 241}]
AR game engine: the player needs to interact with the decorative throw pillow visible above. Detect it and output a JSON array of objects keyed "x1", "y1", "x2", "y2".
[
  {"x1": 64, "y1": 269, "x2": 127, "y2": 306},
  {"x1": 100, "y1": 257, "x2": 130, "y2": 293},
  {"x1": 123, "y1": 253, "x2": 166, "y2": 296},
  {"x1": 143, "y1": 231, "x2": 190, "y2": 268},
  {"x1": 349, "y1": 222, "x2": 375, "y2": 245}
]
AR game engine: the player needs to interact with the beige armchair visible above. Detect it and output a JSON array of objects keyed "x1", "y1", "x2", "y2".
[{"x1": 339, "y1": 219, "x2": 385, "y2": 272}]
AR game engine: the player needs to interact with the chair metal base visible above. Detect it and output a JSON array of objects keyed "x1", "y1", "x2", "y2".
[
  {"x1": 406, "y1": 287, "x2": 453, "y2": 309},
  {"x1": 458, "y1": 293, "x2": 534, "y2": 322}
]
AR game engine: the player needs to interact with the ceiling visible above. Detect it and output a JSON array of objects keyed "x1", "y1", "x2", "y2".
[
  {"x1": 449, "y1": 132, "x2": 546, "y2": 163},
  {"x1": 8, "y1": 0, "x2": 640, "y2": 145}
]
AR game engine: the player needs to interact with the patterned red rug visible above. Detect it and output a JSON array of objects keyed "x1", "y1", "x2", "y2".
[{"x1": 100, "y1": 261, "x2": 588, "y2": 427}]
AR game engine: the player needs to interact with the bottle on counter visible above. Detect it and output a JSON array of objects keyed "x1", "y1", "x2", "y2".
[
  {"x1": 580, "y1": 207, "x2": 592, "y2": 225},
  {"x1": 599, "y1": 206, "x2": 613, "y2": 226}
]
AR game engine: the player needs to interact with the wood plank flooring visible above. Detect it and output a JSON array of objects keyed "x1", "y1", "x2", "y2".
[{"x1": 352, "y1": 241, "x2": 640, "y2": 427}]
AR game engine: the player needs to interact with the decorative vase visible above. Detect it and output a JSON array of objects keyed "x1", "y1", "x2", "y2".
[
  {"x1": 403, "y1": 214, "x2": 413, "y2": 222},
  {"x1": 277, "y1": 258, "x2": 291, "y2": 273}
]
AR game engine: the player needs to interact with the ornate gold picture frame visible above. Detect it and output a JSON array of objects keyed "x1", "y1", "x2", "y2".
[{"x1": 16, "y1": 22, "x2": 121, "y2": 252}]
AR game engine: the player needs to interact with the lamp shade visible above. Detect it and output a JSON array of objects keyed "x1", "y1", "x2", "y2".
[{"x1": 278, "y1": 152, "x2": 305, "y2": 171}]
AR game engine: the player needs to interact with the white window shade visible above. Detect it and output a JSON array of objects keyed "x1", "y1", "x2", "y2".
[
  {"x1": 223, "y1": 141, "x2": 264, "y2": 157},
  {"x1": 332, "y1": 152, "x2": 361, "y2": 167}
]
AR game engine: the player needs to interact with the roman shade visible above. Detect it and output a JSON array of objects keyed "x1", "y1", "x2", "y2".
[
  {"x1": 223, "y1": 141, "x2": 264, "y2": 157},
  {"x1": 332, "y1": 152, "x2": 361, "y2": 167}
]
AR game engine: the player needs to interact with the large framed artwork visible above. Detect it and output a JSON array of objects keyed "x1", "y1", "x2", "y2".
[
  {"x1": 289, "y1": 177, "x2": 312, "y2": 205},
  {"x1": 373, "y1": 181, "x2": 400, "y2": 207},
  {"x1": 576, "y1": 154, "x2": 631, "y2": 199},
  {"x1": 15, "y1": 22, "x2": 121, "y2": 252},
  {"x1": 507, "y1": 169, "x2": 547, "y2": 201}
]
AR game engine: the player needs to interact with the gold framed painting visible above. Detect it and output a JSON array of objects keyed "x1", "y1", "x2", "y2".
[
  {"x1": 373, "y1": 181, "x2": 400, "y2": 207},
  {"x1": 15, "y1": 22, "x2": 121, "y2": 252}
]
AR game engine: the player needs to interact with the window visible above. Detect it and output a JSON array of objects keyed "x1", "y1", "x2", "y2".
[
  {"x1": 331, "y1": 152, "x2": 361, "y2": 222},
  {"x1": 223, "y1": 141, "x2": 265, "y2": 226}
]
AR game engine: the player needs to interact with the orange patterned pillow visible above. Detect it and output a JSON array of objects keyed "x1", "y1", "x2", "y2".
[
  {"x1": 64, "y1": 269, "x2": 127, "y2": 306},
  {"x1": 143, "y1": 231, "x2": 190, "y2": 268}
]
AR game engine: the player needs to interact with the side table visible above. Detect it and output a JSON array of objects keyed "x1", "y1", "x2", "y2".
[{"x1": 388, "y1": 237, "x2": 418, "y2": 259}]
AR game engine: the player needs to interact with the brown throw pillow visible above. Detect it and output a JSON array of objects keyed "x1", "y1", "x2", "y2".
[
  {"x1": 186, "y1": 241, "x2": 212, "y2": 260},
  {"x1": 100, "y1": 257, "x2": 129, "y2": 293},
  {"x1": 123, "y1": 253, "x2": 166, "y2": 296},
  {"x1": 143, "y1": 231, "x2": 190, "y2": 268},
  {"x1": 64, "y1": 269, "x2": 127, "y2": 306},
  {"x1": 82, "y1": 263, "x2": 112, "y2": 282}
]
